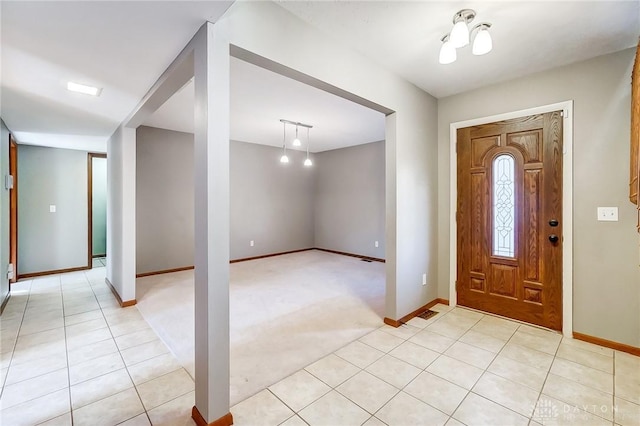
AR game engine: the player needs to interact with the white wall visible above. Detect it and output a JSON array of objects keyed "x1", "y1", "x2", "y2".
[
  {"x1": 92, "y1": 156, "x2": 107, "y2": 256},
  {"x1": 438, "y1": 48, "x2": 640, "y2": 346},
  {"x1": 0, "y1": 119, "x2": 10, "y2": 306},
  {"x1": 314, "y1": 141, "x2": 385, "y2": 259},
  {"x1": 17, "y1": 145, "x2": 88, "y2": 274}
]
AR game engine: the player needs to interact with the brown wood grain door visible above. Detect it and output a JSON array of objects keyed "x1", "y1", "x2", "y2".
[{"x1": 457, "y1": 112, "x2": 563, "y2": 330}]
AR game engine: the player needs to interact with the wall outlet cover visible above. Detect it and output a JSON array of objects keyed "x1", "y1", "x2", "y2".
[{"x1": 597, "y1": 207, "x2": 618, "y2": 222}]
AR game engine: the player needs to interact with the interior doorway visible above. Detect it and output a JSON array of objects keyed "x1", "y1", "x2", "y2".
[
  {"x1": 9, "y1": 135, "x2": 17, "y2": 284},
  {"x1": 88, "y1": 153, "x2": 107, "y2": 268}
]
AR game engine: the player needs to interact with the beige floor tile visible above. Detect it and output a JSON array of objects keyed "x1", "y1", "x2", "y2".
[
  {"x1": 304, "y1": 353, "x2": 360, "y2": 388},
  {"x1": 18, "y1": 317, "x2": 65, "y2": 336},
  {"x1": 453, "y1": 392, "x2": 529, "y2": 426},
  {"x1": 298, "y1": 390, "x2": 370, "y2": 426},
  {"x1": 500, "y1": 342, "x2": 555, "y2": 370},
  {"x1": 37, "y1": 411, "x2": 73, "y2": 425},
  {"x1": 5, "y1": 352, "x2": 67, "y2": 385},
  {"x1": 378, "y1": 324, "x2": 421, "y2": 340},
  {"x1": 408, "y1": 329, "x2": 456, "y2": 353},
  {"x1": 445, "y1": 418, "x2": 465, "y2": 426},
  {"x1": 231, "y1": 389, "x2": 294, "y2": 426},
  {"x1": 518, "y1": 323, "x2": 559, "y2": 338},
  {"x1": 127, "y1": 352, "x2": 182, "y2": 385},
  {"x1": 64, "y1": 318, "x2": 108, "y2": 338},
  {"x1": 562, "y1": 337, "x2": 614, "y2": 357},
  {"x1": 65, "y1": 327, "x2": 113, "y2": 351},
  {"x1": 67, "y1": 338, "x2": 118, "y2": 366},
  {"x1": 336, "y1": 371, "x2": 398, "y2": 414},
  {"x1": 542, "y1": 374, "x2": 614, "y2": 420},
  {"x1": 405, "y1": 314, "x2": 440, "y2": 329},
  {"x1": 64, "y1": 309, "x2": 104, "y2": 326},
  {"x1": 376, "y1": 391, "x2": 449, "y2": 426},
  {"x1": 279, "y1": 414, "x2": 308, "y2": 426},
  {"x1": 487, "y1": 355, "x2": 548, "y2": 391},
  {"x1": 556, "y1": 343, "x2": 613, "y2": 373},
  {"x1": 389, "y1": 340, "x2": 439, "y2": 369},
  {"x1": 0, "y1": 388, "x2": 70, "y2": 425},
  {"x1": 335, "y1": 341, "x2": 385, "y2": 368},
  {"x1": 445, "y1": 341, "x2": 496, "y2": 369},
  {"x1": 121, "y1": 339, "x2": 170, "y2": 366},
  {"x1": 362, "y1": 416, "x2": 386, "y2": 425},
  {"x1": 615, "y1": 374, "x2": 640, "y2": 405},
  {"x1": 15, "y1": 327, "x2": 65, "y2": 350},
  {"x1": 0, "y1": 367, "x2": 7, "y2": 384},
  {"x1": 147, "y1": 391, "x2": 195, "y2": 426},
  {"x1": 426, "y1": 317, "x2": 473, "y2": 340},
  {"x1": 135, "y1": 368, "x2": 194, "y2": 411},
  {"x1": 114, "y1": 328, "x2": 160, "y2": 351},
  {"x1": 11, "y1": 339, "x2": 67, "y2": 366},
  {"x1": 550, "y1": 358, "x2": 613, "y2": 394},
  {"x1": 365, "y1": 355, "x2": 421, "y2": 389},
  {"x1": 70, "y1": 368, "x2": 133, "y2": 409},
  {"x1": 69, "y1": 352, "x2": 125, "y2": 385},
  {"x1": 615, "y1": 351, "x2": 640, "y2": 373},
  {"x1": 471, "y1": 316, "x2": 519, "y2": 341},
  {"x1": 459, "y1": 329, "x2": 507, "y2": 353},
  {"x1": 426, "y1": 355, "x2": 484, "y2": 390},
  {"x1": 117, "y1": 413, "x2": 152, "y2": 426},
  {"x1": 615, "y1": 397, "x2": 640, "y2": 426},
  {"x1": 510, "y1": 329, "x2": 562, "y2": 355},
  {"x1": 533, "y1": 395, "x2": 613, "y2": 425},
  {"x1": 472, "y1": 372, "x2": 540, "y2": 417},
  {"x1": 72, "y1": 387, "x2": 144, "y2": 426},
  {"x1": 359, "y1": 329, "x2": 404, "y2": 353},
  {"x1": 269, "y1": 370, "x2": 331, "y2": 412},
  {"x1": 404, "y1": 371, "x2": 468, "y2": 415},
  {"x1": 64, "y1": 302, "x2": 101, "y2": 317},
  {"x1": 0, "y1": 368, "x2": 68, "y2": 409},
  {"x1": 109, "y1": 319, "x2": 151, "y2": 338},
  {"x1": 431, "y1": 303, "x2": 453, "y2": 313}
]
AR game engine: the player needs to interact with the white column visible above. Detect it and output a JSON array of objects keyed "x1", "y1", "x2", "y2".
[{"x1": 193, "y1": 21, "x2": 231, "y2": 422}]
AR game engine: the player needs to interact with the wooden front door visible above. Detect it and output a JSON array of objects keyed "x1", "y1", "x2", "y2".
[{"x1": 456, "y1": 112, "x2": 563, "y2": 330}]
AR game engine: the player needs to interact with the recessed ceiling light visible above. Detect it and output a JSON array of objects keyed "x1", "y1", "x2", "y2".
[{"x1": 67, "y1": 81, "x2": 102, "y2": 96}]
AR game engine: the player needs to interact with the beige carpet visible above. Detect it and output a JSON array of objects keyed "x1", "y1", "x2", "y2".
[{"x1": 135, "y1": 249, "x2": 385, "y2": 404}]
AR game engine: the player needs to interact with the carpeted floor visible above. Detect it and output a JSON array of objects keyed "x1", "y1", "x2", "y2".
[{"x1": 135, "y1": 249, "x2": 385, "y2": 404}]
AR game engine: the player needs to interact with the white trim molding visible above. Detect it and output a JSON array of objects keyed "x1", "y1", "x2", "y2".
[{"x1": 449, "y1": 101, "x2": 574, "y2": 337}]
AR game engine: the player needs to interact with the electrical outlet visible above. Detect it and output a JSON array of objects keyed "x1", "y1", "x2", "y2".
[
  {"x1": 422, "y1": 273, "x2": 427, "y2": 286},
  {"x1": 597, "y1": 207, "x2": 618, "y2": 222},
  {"x1": 374, "y1": 241, "x2": 379, "y2": 248},
  {"x1": 250, "y1": 240, "x2": 254, "y2": 247}
]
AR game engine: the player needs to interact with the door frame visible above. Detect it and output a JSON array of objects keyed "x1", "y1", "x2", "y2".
[
  {"x1": 9, "y1": 135, "x2": 17, "y2": 283},
  {"x1": 449, "y1": 100, "x2": 574, "y2": 337},
  {"x1": 88, "y1": 153, "x2": 107, "y2": 267}
]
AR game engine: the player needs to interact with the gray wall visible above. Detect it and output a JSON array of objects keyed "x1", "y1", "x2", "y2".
[
  {"x1": 438, "y1": 48, "x2": 640, "y2": 346},
  {"x1": 314, "y1": 141, "x2": 385, "y2": 258},
  {"x1": 18, "y1": 145, "x2": 88, "y2": 274},
  {"x1": 136, "y1": 126, "x2": 194, "y2": 275},
  {"x1": 92, "y1": 156, "x2": 107, "y2": 256},
  {"x1": 0, "y1": 119, "x2": 10, "y2": 306},
  {"x1": 230, "y1": 140, "x2": 315, "y2": 260}
]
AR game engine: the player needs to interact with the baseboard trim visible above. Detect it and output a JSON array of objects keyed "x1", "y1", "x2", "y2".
[
  {"x1": 136, "y1": 266, "x2": 195, "y2": 278},
  {"x1": 191, "y1": 407, "x2": 233, "y2": 426},
  {"x1": 384, "y1": 298, "x2": 450, "y2": 328},
  {"x1": 230, "y1": 248, "x2": 313, "y2": 264},
  {"x1": 315, "y1": 248, "x2": 385, "y2": 263},
  {"x1": 19, "y1": 265, "x2": 90, "y2": 279},
  {"x1": 573, "y1": 332, "x2": 640, "y2": 357},
  {"x1": 105, "y1": 278, "x2": 136, "y2": 308},
  {"x1": 0, "y1": 293, "x2": 11, "y2": 315}
]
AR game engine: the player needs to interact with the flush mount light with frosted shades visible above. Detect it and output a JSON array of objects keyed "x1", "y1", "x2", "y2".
[
  {"x1": 439, "y1": 9, "x2": 493, "y2": 64},
  {"x1": 279, "y1": 119, "x2": 313, "y2": 167}
]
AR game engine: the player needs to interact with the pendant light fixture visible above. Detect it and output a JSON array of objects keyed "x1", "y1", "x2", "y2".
[
  {"x1": 280, "y1": 121, "x2": 289, "y2": 163},
  {"x1": 439, "y1": 9, "x2": 493, "y2": 65},
  {"x1": 292, "y1": 125, "x2": 301, "y2": 147},
  {"x1": 304, "y1": 127, "x2": 313, "y2": 167}
]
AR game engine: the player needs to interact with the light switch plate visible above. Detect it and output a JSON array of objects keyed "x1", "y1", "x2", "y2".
[
  {"x1": 597, "y1": 207, "x2": 618, "y2": 221},
  {"x1": 49, "y1": 205, "x2": 56, "y2": 213}
]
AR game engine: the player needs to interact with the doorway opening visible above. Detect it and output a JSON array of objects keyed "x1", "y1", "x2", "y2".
[
  {"x1": 9, "y1": 135, "x2": 17, "y2": 285},
  {"x1": 88, "y1": 153, "x2": 107, "y2": 269}
]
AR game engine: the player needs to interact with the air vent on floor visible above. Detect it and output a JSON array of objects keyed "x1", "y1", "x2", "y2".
[{"x1": 417, "y1": 309, "x2": 438, "y2": 320}]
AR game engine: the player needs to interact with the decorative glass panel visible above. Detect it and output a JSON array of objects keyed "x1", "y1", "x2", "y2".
[{"x1": 493, "y1": 155, "x2": 515, "y2": 257}]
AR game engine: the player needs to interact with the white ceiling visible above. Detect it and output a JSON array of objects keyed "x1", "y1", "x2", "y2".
[
  {"x1": 143, "y1": 57, "x2": 386, "y2": 152},
  {"x1": 278, "y1": 1, "x2": 639, "y2": 98},
  {"x1": 1, "y1": 1, "x2": 638, "y2": 152}
]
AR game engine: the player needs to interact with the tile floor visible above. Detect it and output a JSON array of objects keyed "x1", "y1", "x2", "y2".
[
  {"x1": 1, "y1": 266, "x2": 639, "y2": 426},
  {"x1": 92, "y1": 257, "x2": 107, "y2": 268}
]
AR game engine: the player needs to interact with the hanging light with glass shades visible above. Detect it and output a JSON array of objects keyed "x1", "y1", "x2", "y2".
[
  {"x1": 279, "y1": 119, "x2": 313, "y2": 167},
  {"x1": 439, "y1": 9, "x2": 493, "y2": 64}
]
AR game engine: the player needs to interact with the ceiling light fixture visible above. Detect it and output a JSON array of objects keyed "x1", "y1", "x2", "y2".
[
  {"x1": 67, "y1": 81, "x2": 102, "y2": 96},
  {"x1": 279, "y1": 119, "x2": 313, "y2": 166},
  {"x1": 280, "y1": 121, "x2": 289, "y2": 163},
  {"x1": 439, "y1": 9, "x2": 493, "y2": 65}
]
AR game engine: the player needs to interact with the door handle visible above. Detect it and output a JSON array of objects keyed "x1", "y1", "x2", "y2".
[
  {"x1": 549, "y1": 234, "x2": 559, "y2": 243},
  {"x1": 549, "y1": 219, "x2": 559, "y2": 227}
]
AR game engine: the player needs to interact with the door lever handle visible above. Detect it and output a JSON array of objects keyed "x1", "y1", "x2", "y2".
[{"x1": 549, "y1": 234, "x2": 559, "y2": 243}]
